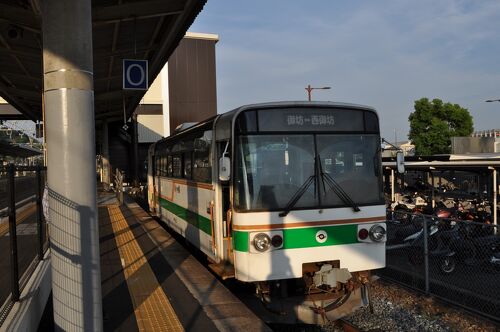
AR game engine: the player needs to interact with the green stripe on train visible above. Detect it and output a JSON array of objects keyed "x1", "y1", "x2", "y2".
[
  {"x1": 233, "y1": 231, "x2": 249, "y2": 252},
  {"x1": 158, "y1": 197, "x2": 212, "y2": 235},
  {"x1": 233, "y1": 224, "x2": 358, "y2": 252}
]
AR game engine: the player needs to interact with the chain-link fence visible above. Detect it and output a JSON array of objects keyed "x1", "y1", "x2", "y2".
[
  {"x1": 0, "y1": 165, "x2": 48, "y2": 326},
  {"x1": 381, "y1": 210, "x2": 500, "y2": 322}
]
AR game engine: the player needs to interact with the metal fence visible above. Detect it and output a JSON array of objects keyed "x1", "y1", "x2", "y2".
[
  {"x1": 0, "y1": 165, "x2": 48, "y2": 325},
  {"x1": 380, "y1": 210, "x2": 500, "y2": 322}
]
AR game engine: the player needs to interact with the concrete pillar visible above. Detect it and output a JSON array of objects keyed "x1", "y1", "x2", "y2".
[
  {"x1": 42, "y1": 1, "x2": 103, "y2": 331},
  {"x1": 102, "y1": 120, "x2": 111, "y2": 190},
  {"x1": 131, "y1": 114, "x2": 139, "y2": 186}
]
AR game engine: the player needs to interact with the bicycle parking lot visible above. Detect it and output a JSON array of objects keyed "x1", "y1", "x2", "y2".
[{"x1": 381, "y1": 162, "x2": 500, "y2": 322}]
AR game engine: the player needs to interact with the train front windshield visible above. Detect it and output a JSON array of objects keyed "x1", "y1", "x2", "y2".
[{"x1": 233, "y1": 108, "x2": 384, "y2": 212}]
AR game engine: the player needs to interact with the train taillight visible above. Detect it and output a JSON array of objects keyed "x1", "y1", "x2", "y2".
[{"x1": 358, "y1": 228, "x2": 369, "y2": 240}]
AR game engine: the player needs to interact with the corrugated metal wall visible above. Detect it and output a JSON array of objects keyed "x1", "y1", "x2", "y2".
[{"x1": 168, "y1": 37, "x2": 217, "y2": 132}]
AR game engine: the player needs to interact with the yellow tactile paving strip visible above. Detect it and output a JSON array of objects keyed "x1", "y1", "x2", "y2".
[
  {"x1": 107, "y1": 204, "x2": 184, "y2": 332},
  {"x1": 0, "y1": 204, "x2": 37, "y2": 236}
]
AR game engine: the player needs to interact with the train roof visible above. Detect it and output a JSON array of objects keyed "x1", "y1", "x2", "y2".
[
  {"x1": 153, "y1": 115, "x2": 218, "y2": 147},
  {"x1": 154, "y1": 101, "x2": 380, "y2": 147},
  {"x1": 213, "y1": 101, "x2": 379, "y2": 141},
  {"x1": 222, "y1": 101, "x2": 378, "y2": 117}
]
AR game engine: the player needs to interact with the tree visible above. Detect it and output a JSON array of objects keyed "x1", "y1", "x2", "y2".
[{"x1": 408, "y1": 98, "x2": 473, "y2": 155}]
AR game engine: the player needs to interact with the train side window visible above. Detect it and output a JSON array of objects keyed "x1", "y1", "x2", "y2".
[
  {"x1": 184, "y1": 152, "x2": 193, "y2": 179},
  {"x1": 156, "y1": 156, "x2": 160, "y2": 176},
  {"x1": 162, "y1": 155, "x2": 167, "y2": 176},
  {"x1": 193, "y1": 130, "x2": 212, "y2": 183},
  {"x1": 193, "y1": 151, "x2": 211, "y2": 183},
  {"x1": 172, "y1": 155, "x2": 182, "y2": 178},
  {"x1": 167, "y1": 155, "x2": 173, "y2": 177}
]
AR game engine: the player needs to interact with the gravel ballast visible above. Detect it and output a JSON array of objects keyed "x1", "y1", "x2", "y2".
[{"x1": 325, "y1": 279, "x2": 498, "y2": 332}]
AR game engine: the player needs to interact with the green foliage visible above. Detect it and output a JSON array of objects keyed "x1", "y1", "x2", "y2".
[
  {"x1": 408, "y1": 98, "x2": 474, "y2": 155},
  {"x1": 0, "y1": 128, "x2": 32, "y2": 144}
]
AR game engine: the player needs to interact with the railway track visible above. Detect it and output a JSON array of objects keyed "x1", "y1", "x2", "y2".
[
  {"x1": 337, "y1": 319, "x2": 363, "y2": 332},
  {"x1": 337, "y1": 318, "x2": 382, "y2": 332},
  {"x1": 266, "y1": 319, "x2": 371, "y2": 332}
]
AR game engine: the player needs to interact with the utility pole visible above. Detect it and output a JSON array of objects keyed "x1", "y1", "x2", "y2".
[{"x1": 305, "y1": 84, "x2": 331, "y2": 101}]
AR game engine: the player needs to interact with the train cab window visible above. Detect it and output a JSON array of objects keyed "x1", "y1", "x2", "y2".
[
  {"x1": 364, "y1": 111, "x2": 379, "y2": 132},
  {"x1": 236, "y1": 110, "x2": 257, "y2": 133},
  {"x1": 353, "y1": 153, "x2": 364, "y2": 169}
]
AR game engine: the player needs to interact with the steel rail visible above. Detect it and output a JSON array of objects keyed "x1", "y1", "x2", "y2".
[{"x1": 0, "y1": 195, "x2": 36, "y2": 218}]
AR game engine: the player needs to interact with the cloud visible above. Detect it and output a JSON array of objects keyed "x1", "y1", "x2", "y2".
[{"x1": 190, "y1": 0, "x2": 500, "y2": 138}]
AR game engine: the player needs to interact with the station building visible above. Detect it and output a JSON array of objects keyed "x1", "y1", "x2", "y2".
[{"x1": 100, "y1": 32, "x2": 219, "y2": 184}]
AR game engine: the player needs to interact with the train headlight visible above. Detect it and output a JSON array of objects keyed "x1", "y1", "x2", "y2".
[
  {"x1": 369, "y1": 225, "x2": 386, "y2": 242},
  {"x1": 253, "y1": 233, "x2": 271, "y2": 252}
]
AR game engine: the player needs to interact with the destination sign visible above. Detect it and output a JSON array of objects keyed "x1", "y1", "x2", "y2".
[
  {"x1": 257, "y1": 108, "x2": 365, "y2": 132},
  {"x1": 286, "y1": 114, "x2": 335, "y2": 127}
]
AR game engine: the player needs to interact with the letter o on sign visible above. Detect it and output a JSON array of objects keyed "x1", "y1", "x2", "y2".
[
  {"x1": 123, "y1": 59, "x2": 148, "y2": 90},
  {"x1": 126, "y1": 64, "x2": 145, "y2": 87}
]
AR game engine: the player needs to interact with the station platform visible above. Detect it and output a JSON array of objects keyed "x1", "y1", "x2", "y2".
[{"x1": 97, "y1": 191, "x2": 271, "y2": 332}]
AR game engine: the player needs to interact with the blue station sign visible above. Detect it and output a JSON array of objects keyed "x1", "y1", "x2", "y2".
[{"x1": 123, "y1": 59, "x2": 148, "y2": 90}]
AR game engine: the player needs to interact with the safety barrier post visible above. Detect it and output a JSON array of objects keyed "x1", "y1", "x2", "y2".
[
  {"x1": 7, "y1": 164, "x2": 20, "y2": 301},
  {"x1": 36, "y1": 166, "x2": 44, "y2": 260},
  {"x1": 422, "y1": 216, "x2": 430, "y2": 295}
]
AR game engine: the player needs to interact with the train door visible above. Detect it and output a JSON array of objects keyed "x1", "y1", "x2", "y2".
[
  {"x1": 147, "y1": 144, "x2": 157, "y2": 214},
  {"x1": 219, "y1": 140, "x2": 233, "y2": 259},
  {"x1": 209, "y1": 140, "x2": 235, "y2": 278}
]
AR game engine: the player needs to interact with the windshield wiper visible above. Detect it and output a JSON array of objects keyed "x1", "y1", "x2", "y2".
[
  {"x1": 279, "y1": 174, "x2": 315, "y2": 217},
  {"x1": 317, "y1": 154, "x2": 360, "y2": 212},
  {"x1": 279, "y1": 154, "x2": 361, "y2": 217}
]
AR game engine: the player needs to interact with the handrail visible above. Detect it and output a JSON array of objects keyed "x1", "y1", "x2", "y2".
[
  {"x1": 0, "y1": 165, "x2": 48, "y2": 326},
  {"x1": 210, "y1": 201, "x2": 216, "y2": 252}
]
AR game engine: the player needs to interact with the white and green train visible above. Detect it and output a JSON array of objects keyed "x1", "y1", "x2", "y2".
[{"x1": 147, "y1": 101, "x2": 386, "y2": 324}]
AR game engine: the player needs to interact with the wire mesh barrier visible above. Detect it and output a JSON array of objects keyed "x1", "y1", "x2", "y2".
[
  {"x1": 0, "y1": 165, "x2": 48, "y2": 326},
  {"x1": 114, "y1": 168, "x2": 124, "y2": 205},
  {"x1": 380, "y1": 210, "x2": 500, "y2": 322},
  {"x1": 0, "y1": 172, "x2": 13, "y2": 324}
]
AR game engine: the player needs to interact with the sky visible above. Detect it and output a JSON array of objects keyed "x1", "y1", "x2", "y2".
[{"x1": 189, "y1": 0, "x2": 500, "y2": 141}]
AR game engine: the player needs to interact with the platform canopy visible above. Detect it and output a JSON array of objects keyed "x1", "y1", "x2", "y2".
[
  {"x1": 0, "y1": 140, "x2": 41, "y2": 157},
  {"x1": 0, "y1": 0, "x2": 206, "y2": 122}
]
